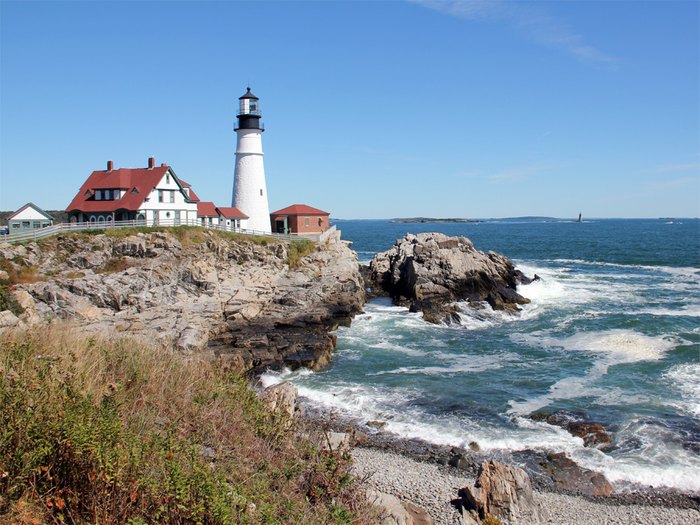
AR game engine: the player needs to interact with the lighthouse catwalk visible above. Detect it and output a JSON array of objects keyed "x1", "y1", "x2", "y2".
[{"x1": 232, "y1": 87, "x2": 271, "y2": 233}]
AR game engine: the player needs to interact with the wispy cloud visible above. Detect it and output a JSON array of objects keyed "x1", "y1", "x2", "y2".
[
  {"x1": 410, "y1": 0, "x2": 619, "y2": 67},
  {"x1": 654, "y1": 162, "x2": 700, "y2": 174},
  {"x1": 647, "y1": 176, "x2": 698, "y2": 189},
  {"x1": 456, "y1": 163, "x2": 557, "y2": 183}
]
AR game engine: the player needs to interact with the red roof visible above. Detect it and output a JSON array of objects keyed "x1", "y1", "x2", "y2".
[
  {"x1": 66, "y1": 165, "x2": 198, "y2": 213},
  {"x1": 197, "y1": 201, "x2": 218, "y2": 217},
  {"x1": 270, "y1": 204, "x2": 329, "y2": 216},
  {"x1": 216, "y1": 207, "x2": 248, "y2": 219}
]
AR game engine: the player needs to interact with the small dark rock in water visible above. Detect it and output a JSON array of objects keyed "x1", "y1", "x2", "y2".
[
  {"x1": 366, "y1": 420, "x2": 387, "y2": 430},
  {"x1": 469, "y1": 441, "x2": 481, "y2": 451},
  {"x1": 531, "y1": 410, "x2": 613, "y2": 450},
  {"x1": 539, "y1": 452, "x2": 614, "y2": 497}
]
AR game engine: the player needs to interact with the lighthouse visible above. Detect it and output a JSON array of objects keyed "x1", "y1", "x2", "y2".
[{"x1": 232, "y1": 87, "x2": 271, "y2": 233}]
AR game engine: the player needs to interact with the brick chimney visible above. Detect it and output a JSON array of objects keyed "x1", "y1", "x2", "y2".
[
  {"x1": 148, "y1": 157, "x2": 155, "y2": 169},
  {"x1": 107, "y1": 160, "x2": 113, "y2": 171}
]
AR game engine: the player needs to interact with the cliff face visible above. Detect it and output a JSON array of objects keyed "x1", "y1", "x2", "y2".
[{"x1": 0, "y1": 230, "x2": 365, "y2": 373}]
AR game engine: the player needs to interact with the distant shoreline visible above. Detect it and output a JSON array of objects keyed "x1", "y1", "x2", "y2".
[{"x1": 391, "y1": 218, "x2": 482, "y2": 223}]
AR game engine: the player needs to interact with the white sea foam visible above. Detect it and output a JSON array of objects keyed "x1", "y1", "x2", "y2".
[
  {"x1": 514, "y1": 329, "x2": 676, "y2": 363},
  {"x1": 508, "y1": 330, "x2": 678, "y2": 415},
  {"x1": 664, "y1": 363, "x2": 700, "y2": 418},
  {"x1": 547, "y1": 258, "x2": 700, "y2": 279},
  {"x1": 369, "y1": 353, "x2": 510, "y2": 376},
  {"x1": 570, "y1": 419, "x2": 700, "y2": 492}
]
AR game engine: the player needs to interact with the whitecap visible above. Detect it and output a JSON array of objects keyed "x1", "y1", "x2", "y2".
[{"x1": 664, "y1": 363, "x2": 700, "y2": 417}]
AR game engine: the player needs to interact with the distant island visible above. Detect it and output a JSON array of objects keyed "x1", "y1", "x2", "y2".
[{"x1": 392, "y1": 217, "x2": 481, "y2": 223}]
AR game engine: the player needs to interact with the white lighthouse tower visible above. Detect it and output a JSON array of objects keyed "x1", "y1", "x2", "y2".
[{"x1": 232, "y1": 87, "x2": 271, "y2": 233}]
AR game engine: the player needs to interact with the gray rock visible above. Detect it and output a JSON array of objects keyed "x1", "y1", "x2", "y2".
[
  {"x1": 260, "y1": 381, "x2": 297, "y2": 420},
  {"x1": 460, "y1": 460, "x2": 546, "y2": 524},
  {"x1": 366, "y1": 489, "x2": 434, "y2": 525},
  {"x1": 368, "y1": 233, "x2": 530, "y2": 324},
  {"x1": 0, "y1": 310, "x2": 20, "y2": 329}
]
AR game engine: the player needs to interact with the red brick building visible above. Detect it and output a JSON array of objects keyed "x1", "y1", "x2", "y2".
[{"x1": 270, "y1": 204, "x2": 330, "y2": 234}]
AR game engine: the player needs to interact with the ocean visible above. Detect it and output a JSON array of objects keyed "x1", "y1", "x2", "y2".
[{"x1": 263, "y1": 218, "x2": 700, "y2": 492}]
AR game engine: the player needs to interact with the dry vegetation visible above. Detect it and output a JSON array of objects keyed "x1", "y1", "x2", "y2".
[
  {"x1": 287, "y1": 240, "x2": 317, "y2": 270},
  {"x1": 0, "y1": 326, "x2": 374, "y2": 524}
]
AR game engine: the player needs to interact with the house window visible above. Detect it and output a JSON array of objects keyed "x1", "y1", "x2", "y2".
[
  {"x1": 169, "y1": 191, "x2": 175, "y2": 203},
  {"x1": 260, "y1": 189, "x2": 263, "y2": 196},
  {"x1": 166, "y1": 173, "x2": 170, "y2": 184},
  {"x1": 33, "y1": 222, "x2": 41, "y2": 229},
  {"x1": 11, "y1": 223, "x2": 19, "y2": 229},
  {"x1": 104, "y1": 189, "x2": 111, "y2": 200},
  {"x1": 304, "y1": 217, "x2": 310, "y2": 227},
  {"x1": 158, "y1": 190, "x2": 164, "y2": 203},
  {"x1": 95, "y1": 190, "x2": 102, "y2": 200},
  {"x1": 22, "y1": 221, "x2": 30, "y2": 228}
]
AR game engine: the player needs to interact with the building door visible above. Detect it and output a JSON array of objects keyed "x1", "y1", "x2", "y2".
[
  {"x1": 275, "y1": 219, "x2": 286, "y2": 234},
  {"x1": 174, "y1": 210, "x2": 181, "y2": 226}
]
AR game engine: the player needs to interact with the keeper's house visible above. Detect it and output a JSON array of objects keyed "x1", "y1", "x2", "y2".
[
  {"x1": 270, "y1": 204, "x2": 330, "y2": 234},
  {"x1": 66, "y1": 157, "x2": 200, "y2": 225},
  {"x1": 7, "y1": 203, "x2": 54, "y2": 233}
]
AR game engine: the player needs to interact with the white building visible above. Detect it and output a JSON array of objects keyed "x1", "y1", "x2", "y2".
[
  {"x1": 7, "y1": 202, "x2": 54, "y2": 234},
  {"x1": 66, "y1": 157, "x2": 200, "y2": 226}
]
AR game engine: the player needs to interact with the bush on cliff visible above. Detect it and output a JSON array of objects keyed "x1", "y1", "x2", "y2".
[
  {"x1": 287, "y1": 240, "x2": 317, "y2": 269},
  {"x1": 0, "y1": 327, "x2": 372, "y2": 524}
]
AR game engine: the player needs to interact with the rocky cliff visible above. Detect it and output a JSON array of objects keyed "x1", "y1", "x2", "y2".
[
  {"x1": 0, "y1": 229, "x2": 364, "y2": 373},
  {"x1": 368, "y1": 232, "x2": 532, "y2": 324}
]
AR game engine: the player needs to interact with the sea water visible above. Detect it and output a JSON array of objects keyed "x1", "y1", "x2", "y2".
[{"x1": 263, "y1": 218, "x2": 700, "y2": 492}]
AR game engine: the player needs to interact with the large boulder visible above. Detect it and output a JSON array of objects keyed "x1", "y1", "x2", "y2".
[
  {"x1": 459, "y1": 460, "x2": 546, "y2": 524},
  {"x1": 369, "y1": 233, "x2": 530, "y2": 324}
]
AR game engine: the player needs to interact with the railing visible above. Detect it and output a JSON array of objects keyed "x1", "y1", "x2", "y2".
[{"x1": 0, "y1": 218, "x2": 329, "y2": 245}]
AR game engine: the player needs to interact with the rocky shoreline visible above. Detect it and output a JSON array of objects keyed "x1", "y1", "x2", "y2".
[{"x1": 292, "y1": 396, "x2": 700, "y2": 511}]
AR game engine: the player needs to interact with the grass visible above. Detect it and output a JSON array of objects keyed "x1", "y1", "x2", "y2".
[
  {"x1": 287, "y1": 240, "x2": 317, "y2": 270},
  {"x1": 0, "y1": 326, "x2": 373, "y2": 524}
]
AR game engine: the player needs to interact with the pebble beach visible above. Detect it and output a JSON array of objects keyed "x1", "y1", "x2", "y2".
[{"x1": 351, "y1": 447, "x2": 700, "y2": 525}]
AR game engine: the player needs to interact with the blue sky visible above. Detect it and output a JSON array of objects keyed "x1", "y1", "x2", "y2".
[{"x1": 1, "y1": 0, "x2": 698, "y2": 218}]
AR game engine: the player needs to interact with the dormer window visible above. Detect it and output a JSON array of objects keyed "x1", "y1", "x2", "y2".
[
  {"x1": 104, "y1": 189, "x2": 111, "y2": 200},
  {"x1": 95, "y1": 190, "x2": 102, "y2": 200},
  {"x1": 131, "y1": 187, "x2": 139, "y2": 194}
]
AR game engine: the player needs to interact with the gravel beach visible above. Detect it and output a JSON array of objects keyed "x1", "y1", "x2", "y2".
[{"x1": 351, "y1": 447, "x2": 700, "y2": 525}]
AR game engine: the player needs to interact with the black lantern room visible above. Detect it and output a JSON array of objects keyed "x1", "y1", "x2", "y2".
[{"x1": 235, "y1": 87, "x2": 264, "y2": 131}]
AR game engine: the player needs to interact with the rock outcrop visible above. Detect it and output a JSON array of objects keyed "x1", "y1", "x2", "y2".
[
  {"x1": 459, "y1": 460, "x2": 546, "y2": 524},
  {"x1": 368, "y1": 233, "x2": 530, "y2": 324},
  {"x1": 0, "y1": 230, "x2": 364, "y2": 373}
]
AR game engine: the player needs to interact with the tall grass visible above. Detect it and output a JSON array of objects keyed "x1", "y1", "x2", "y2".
[
  {"x1": 287, "y1": 240, "x2": 317, "y2": 269},
  {"x1": 0, "y1": 327, "x2": 372, "y2": 524}
]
